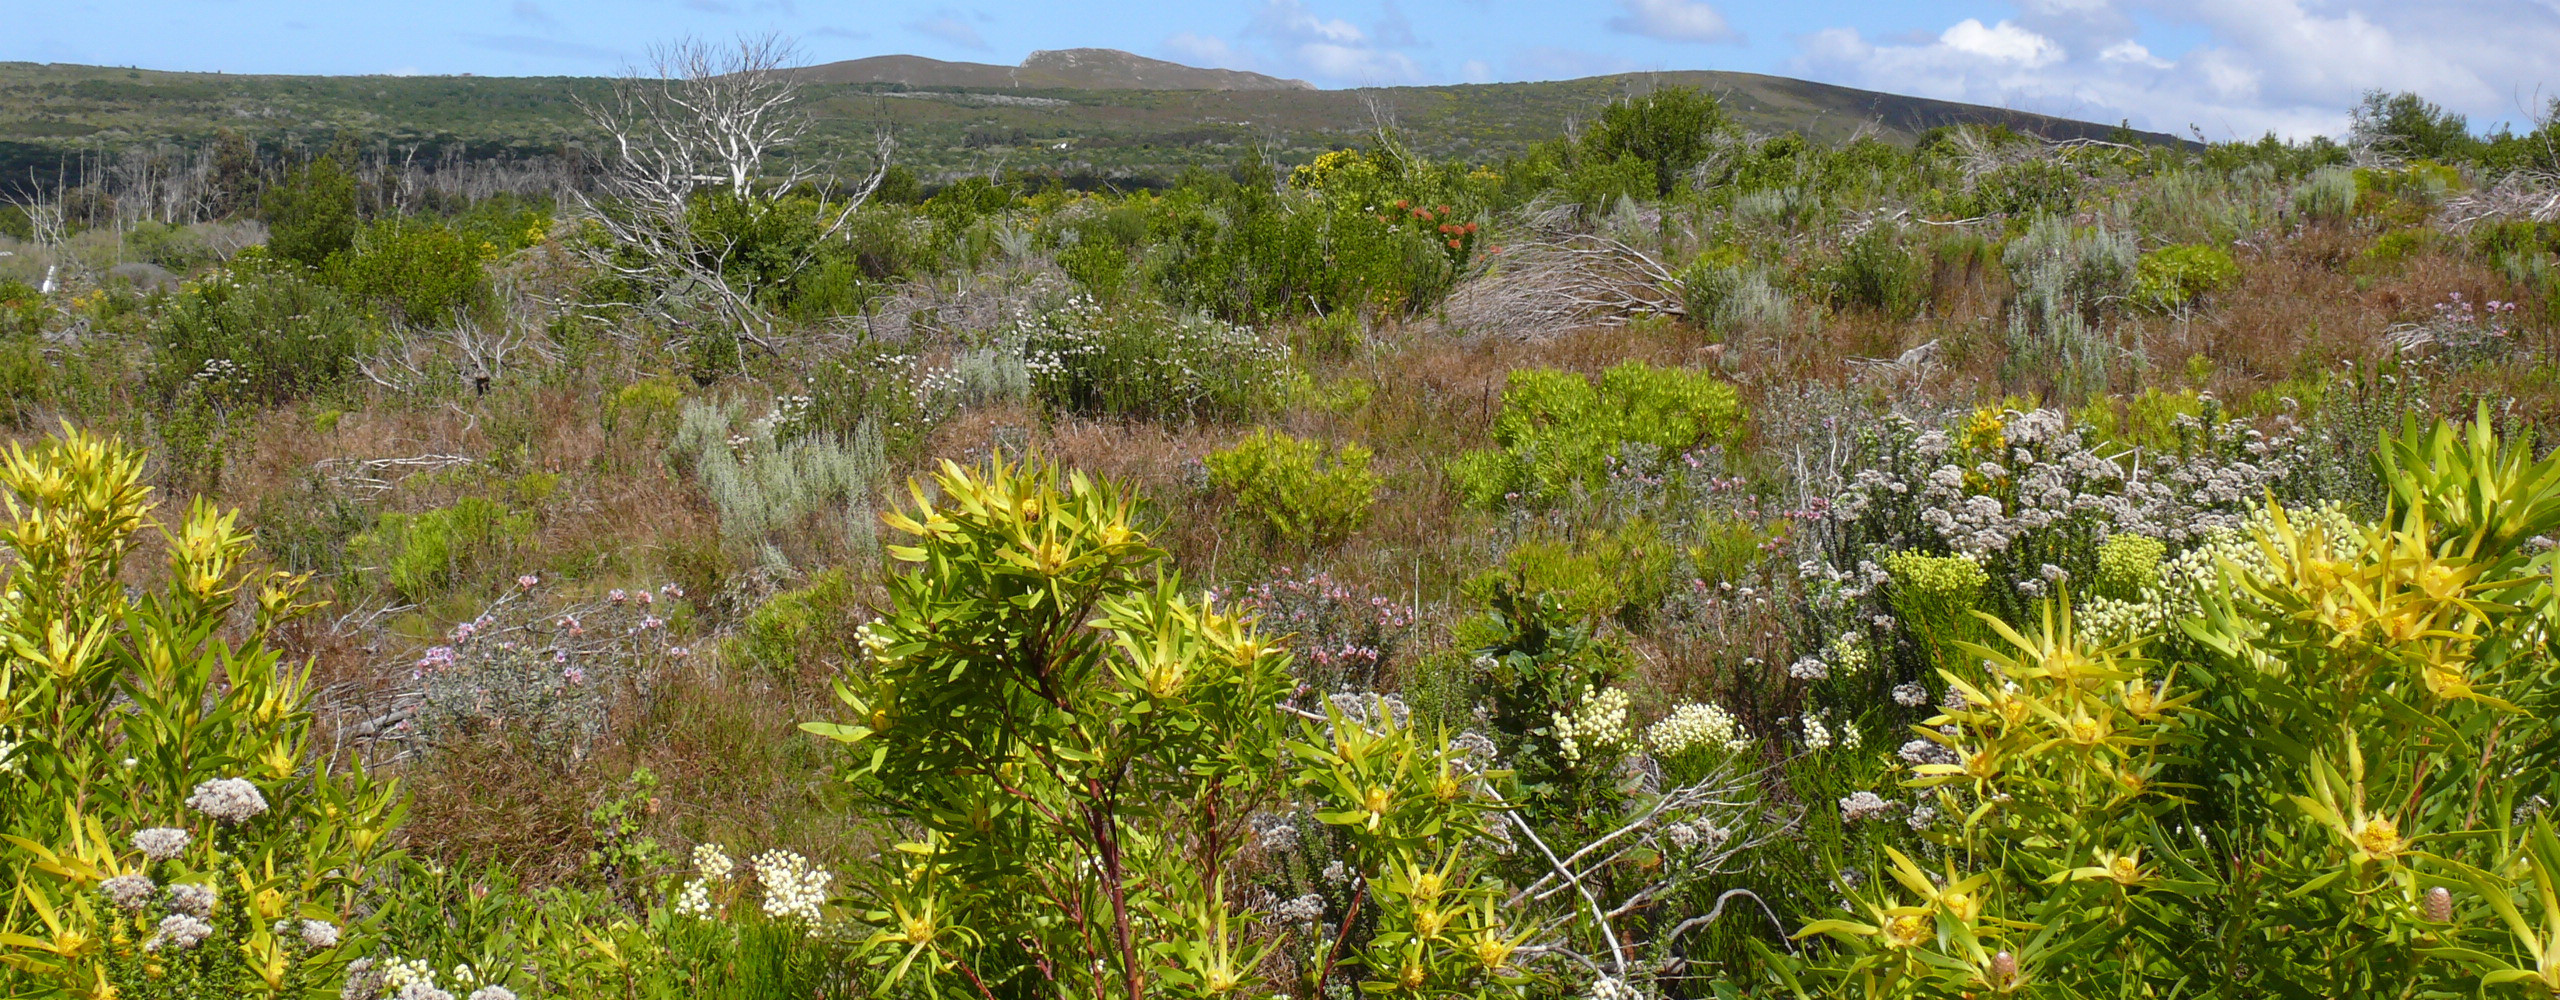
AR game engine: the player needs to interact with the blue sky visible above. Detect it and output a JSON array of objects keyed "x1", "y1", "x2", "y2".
[{"x1": 10, "y1": 1, "x2": 2558, "y2": 139}]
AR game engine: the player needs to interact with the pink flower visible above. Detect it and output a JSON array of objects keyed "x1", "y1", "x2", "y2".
[
  {"x1": 609, "y1": 589, "x2": 628, "y2": 604},
  {"x1": 563, "y1": 666, "x2": 587, "y2": 685},
  {"x1": 636, "y1": 590, "x2": 655, "y2": 606},
  {"x1": 518, "y1": 574, "x2": 540, "y2": 590}
]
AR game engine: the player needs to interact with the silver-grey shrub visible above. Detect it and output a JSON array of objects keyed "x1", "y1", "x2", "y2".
[
  {"x1": 2002, "y1": 216, "x2": 2135, "y2": 397},
  {"x1": 672, "y1": 398, "x2": 884, "y2": 571}
]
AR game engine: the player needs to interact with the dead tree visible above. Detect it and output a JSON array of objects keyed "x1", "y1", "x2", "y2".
[{"x1": 570, "y1": 33, "x2": 893, "y2": 353}]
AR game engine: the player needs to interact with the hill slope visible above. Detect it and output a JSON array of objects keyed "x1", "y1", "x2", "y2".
[
  {"x1": 0, "y1": 56, "x2": 2176, "y2": 184},
  {"x1": 801, "y1": 49, "x2": 1315, "y2": 91}
]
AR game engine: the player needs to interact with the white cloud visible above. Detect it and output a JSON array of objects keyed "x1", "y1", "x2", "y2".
[
  {"x1": 1238, "y1": 0, "x2": 1423, "y2": 84},
  {"x1": 1606, "y1": 0, "x2": 1742, "y2": 45},
  {"x1": 1937, "y1": 19, "x2": 2061, "y2": 67},
  {"x1": 1461, "y1": 58, "x2": 1493, "y2": 83},
  {"x1": 1792, "y1": 0, "x2": 2560, "y2": 139}
]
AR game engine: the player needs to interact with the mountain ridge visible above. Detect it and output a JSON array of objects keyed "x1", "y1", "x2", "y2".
[{"x1": 799, "y1": 48, "x2": 1317, "y2": 91}]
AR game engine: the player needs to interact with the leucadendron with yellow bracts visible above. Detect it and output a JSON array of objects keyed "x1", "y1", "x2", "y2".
[
  {"x1": 1776, "y1": 405, "x2": 2560, "y2": 996},
  {"x1": 0, "y1": 426, "x2": 404, "y2": 999}
]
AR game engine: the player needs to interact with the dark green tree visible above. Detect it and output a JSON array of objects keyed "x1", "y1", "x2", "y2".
[
  {"x1": 262, "y1": 155, "x2": 359, "y2": 268},
  {"x1": 1579, "y1": 87, "x2": 1733, "y2": 197},
  {"x1": 2350, "y1": 90, "x2": 2473, "y2": 160}
]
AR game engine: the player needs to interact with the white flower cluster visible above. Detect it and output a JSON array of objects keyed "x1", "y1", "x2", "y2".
[
  {"x1": 1835, "y1": 407, "x2": 2310, "y2": 558},
  {"x1": 752, "y1": 849, "x2": 833, "y2": 924},
  {"x1": 1824, "y1": 632, "x2": 1872, "y2": 677},
  {"x1": 854, "y1": 622, "x2": 894, "y2": 664},
  {"x1": 166, "y1": 882, "x2": 216, "y2": 918},
  {"x1": 1551, "y1": 685, "x2": 1632, "y2": 763},
  {"x1": 1644, "y1": 702, "x2": 1751, "y2": 756},
  {"x1": 1274, "y1": 893, "x2": 1327, "y2": 925},
  {"x1": 1891, "y1": 682, "x2": 1931, "y2": 707},
  {"x1": 186, "y1": 776, "x2": 268, "y2": 823},
  {"x1": 1800, "y1": 712, "x2": 1858, "y2": 750},
  {"x1": 102, "y1": 874, "x2": 156, "y2": 911},
  {"x1": 677, "y1": 843, "x2": 736, "y2": 918},
  {"x1": 382, "y1": 958, "x2": 439, "y2": 997},
  {"x1": 145, "y1": 913, "x2": 213, "y2": 952},
  {"x1": 1587, "y1": 975, "x2": 1645, "y2": 1000},
  {"x1": 133, "y1": 826, "x2": 192, "y2": 860},
  {"x1": 1787, "y1": 656, "x2": 1829, "y2": 681},
  {"x1": 299, "y1": 919, "x2": 342, "y2": 950},
  {"x1": 1661, "y1": 817, "x2": 1731, "y2": 852},
  {"x1": 1839, "y1": 791, "x2": 1898, "y2": 824}
]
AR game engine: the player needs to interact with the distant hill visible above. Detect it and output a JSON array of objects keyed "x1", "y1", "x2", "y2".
[
  {"x1": 801, "y1": 49, "x2": 1315, "y2": 92},
  {"x1": 0, "y1": 57, "x2": 2178, "y2": 186}
]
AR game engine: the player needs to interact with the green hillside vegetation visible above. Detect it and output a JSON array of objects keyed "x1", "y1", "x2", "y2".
[
  {"x1": 5, "y1": 60, "x2": 2560, "y2": 1000},
  {"x1": 0, "y1": 55, "x2": 2184, "y2": 184}
]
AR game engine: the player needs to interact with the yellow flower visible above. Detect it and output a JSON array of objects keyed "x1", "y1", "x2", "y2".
[
  {"x1": 1880, "y1": 910, "x2": 1932, "y2": 950},
  {"x1": 2352, "y1": 816, "x2": 2404, "y2": 862}
]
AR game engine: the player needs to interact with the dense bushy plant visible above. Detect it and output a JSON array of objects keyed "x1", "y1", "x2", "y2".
[
  {"x1": 1578, "y1": 87, "x2": 1732, "y2": 197},
  {"x1": 2131, "y1": 243, "x2": 2239, "y2": 312},
  {"x1": 804, "y1": 456, "x2": 1299, "y2": 998},
  {"x1": 0, "y1": 427, "x2": 404, "y2": 999},
  {"x1": 327, "y1": 217, "x2": 490, "y2": 326},
  {"x1": 261, "y1": 156, "x2": 360, "y2": 269},
  {"x1": 1786, "y1": 408, "x2": 2560, "y2": 996},
  {"x1": 148, "y1": 259, "x2": 373, "y2": 407},
  {"x1": 350, "y1": 496, "x2": 536, "y2": 604},
  {"x1": 1203, "y1": 428, "x2": 1380, "y2": 547},
  {"x1": 1451, "y1": 360, "x2": 1745, "y2": 509},
  {"x1": 1015, "y1": 294, "x2": 1290, "y2": 422}
]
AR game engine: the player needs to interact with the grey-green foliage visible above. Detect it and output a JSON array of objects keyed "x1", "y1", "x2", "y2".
[
  {"x1": 2002, "y1": 216, "x2": 2134, "y2": 398},
  {"x1": 2291, "y1": 165, "x2": 2359, "y2": 225},
  {"x1": 2123, "y1": 167, "x2": 2277, "y2": 244},
  {"x1": 1680, "y1": 263, "x2": 1794, "y2": 331},
  {"x1": 672, "y1": 398, "x2": 884, "y2": 571},
  {"x1": 945, "y1": 344, "x2": 1031, "y2": 407}
]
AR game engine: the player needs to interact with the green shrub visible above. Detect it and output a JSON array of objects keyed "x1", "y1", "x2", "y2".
[
  {"x1": 326, "y1": 217, "x2": 489, "y2": 326},
  {"x1": 1450, "y1": 360, "x2": 1745, "y2": 508},
  {"x1": 0, "y1": 278, "x2": 44, "y2": 338},
  {"x1": 123, "y1": 220, "x2": 217, "y2": 273},
  {"x1": 1016, "y1": 295, "x2": 1290, "y2": 422},
  {"x1": 2359, "y1": 227, "x2": 2434, "y2": 272},
  {"x1": 1473, "y1": 520, "x2": 1678, "y2": 627},
  {"x1": 2133, "y1": 243, "x2": 2241, "y2": 311},
  {"x1": 2091, "y1": 532, "x2": 2165, "y2": 600},
  {"x1": 1578, "y1": 87, "x2": 1731, "y2": 197},
  {"x1": 604, "y1": 377, "x2": 686, "y2": 442},
  {"x1": 733, "y1": 567, "x2": 861, "y2": 680},
  {"x1": 149, "y1": 262, "x2": 374, "y2": 406},
  {"x1": 352, "y1": 495, "x2": 536, "y2": 603},
  {"x1": 1823, "y1": 223, "x2": 1926, "y2": 318},
  {"x1": 1203, "y1": 427, "x2": 1380, "y2": 546},
  {"x1": 262, "y1": 155, "x2": 360, "y2": 268},
  {"x1": 1883, "y1": 550, "x2": 1988, "y2": 671}
]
